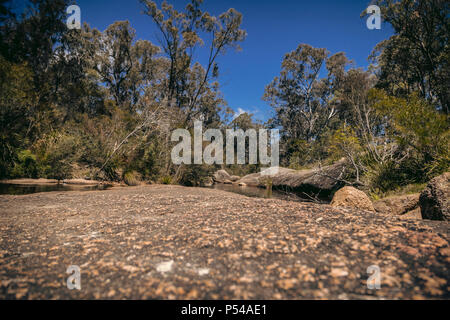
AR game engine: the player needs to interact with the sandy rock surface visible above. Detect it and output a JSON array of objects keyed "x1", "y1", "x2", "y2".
[{"x1": 0, "y1": 185, "x2": 448, "y2": 299}]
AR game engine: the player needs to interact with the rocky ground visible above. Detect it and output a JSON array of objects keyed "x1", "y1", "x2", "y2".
[{"x1": 0, "y1": 185, "x2": 449, "y2": 299}]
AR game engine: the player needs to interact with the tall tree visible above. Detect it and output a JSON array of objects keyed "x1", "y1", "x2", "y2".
[
  {"x1": 0, "y1": 56, "x2": 36, "y2": 178},
  {"x1": 0, "y1": 0, "x2": 69, "y2": 138},
  {"x1": 140, "y1": 0, "x2": 246, "y2": 126},
  {"x1": 369, "y1": 0, "x2": 449, "y2": 113},
  {"x1": 93, "y1": 21, "x2": 136, "y2": 110},
  {"x1": 264, "y1": 44, "x2": 349, "y2": 143},
  {"x1": 335, "y1": 69, "x2": 387, "y2": 164}
]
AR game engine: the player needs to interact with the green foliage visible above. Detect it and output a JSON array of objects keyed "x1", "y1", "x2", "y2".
[
  {"x1": 10, "y1": 150, "x2": 38, "y2": 178},
  {"x1": 0, "y1": 56, "x2": 35, "y2": 178},
  {"x1": 160, "y1": 176, "x2": 173, "y2": 185},
  {"x1": 0, "y1": 0, "x2": 245, "y2": 186},
  {"x1": 284, "y1": 135, "x2": 337, "y2": 169},
  {"x1": 123, "y1": 170, "x2": 141, "y2": 186},
  {"x1": 121, "y1": 137, "x2": 165, "y2": 183},
  {"x1": 35, "y1": 132, "x2": 79, "y2": 181},
  {"x1": 370, "y1": 89, "x2": 449, "y2": 181},
  {"x1": 369, "y1": 183, "x2": 428, "y2": 201},
  {"x1": 369, "y1": 0, "x2": 449, "y2": 113},
  {"x1": 328, "y1": 126, "x2": 364, "y2": 182},
  {"x1": 178, "y1": 164, "x2": 215, "y2": 187},
  {"x1": 329, "y1": 127, "x2": 362, "y2": 160},
  {"x1": 264, "y1": 44, "x2": 349, "y2": 145}
]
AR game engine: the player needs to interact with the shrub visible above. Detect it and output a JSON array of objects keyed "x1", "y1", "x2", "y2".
[
  {"x1": 160, "y1": 175, "x2": 172, "y2": 185},
  {"x1": 178, "y1": 164, "x2": 215, "y2": 187},
  {"x1": 35, "y1": 132, "x2": 79, "y2": 182},
  {"x1": 10, "y1": 150, "x2": 39, "y2": 178},
  {"x1": 123, "y1": 170, "x2": 141, "y2": 186},
  {"x1": 369, "y1": 90, "x2": 450, "y2": 185}
]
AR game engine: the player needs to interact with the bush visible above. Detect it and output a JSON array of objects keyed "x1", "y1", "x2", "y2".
[
  {"x1": 10, "y1": 150, "x2": 39, "y2": 178},
  {"x1": 369, "y1": 182, "x2": 427, "y2": 200},
  {"x1": 160, "y1": 176, "x2": 173, "y2": 185},
  {"x1": 369, "y1": 90, "x2": 450, "y2": 185},
  {"x1": 178, "y1": 164, "x2": 215, "y2": 187},
  {"x1": 123, "y1": 170, "x2": 141, "y2": 186},
  {"x1": 128, "y1": 140, "x2": 165, "y2": 182},
  {"x1": 35, "y1": 132, "x2": 79, "y2": 182},
  {"x1": 328, "y1": 126, "x2": 364, "y2": 182}
]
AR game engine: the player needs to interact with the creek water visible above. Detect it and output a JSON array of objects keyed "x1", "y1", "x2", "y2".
[
  {"x1": 0, "y1": 183, "x2": 112, "y2": 195},
  {"x1": 1, "y1": 181, "x2": 315, "y2": 203},
  {"x1": 209, "y1": 183, "x2": 310, "y2": 202}
]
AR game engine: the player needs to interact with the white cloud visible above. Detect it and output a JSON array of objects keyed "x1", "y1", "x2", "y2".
[
  {"x1": 236, "y1": 108, "x2": 247, "y2": 117},
  {"x1": 233, "y1": 107, "x2": 253, "y2": 119}
]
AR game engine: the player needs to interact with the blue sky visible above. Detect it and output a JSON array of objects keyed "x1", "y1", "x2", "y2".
[{"x1": 73, "y1": 0, "x2": 393, "y2": 121}]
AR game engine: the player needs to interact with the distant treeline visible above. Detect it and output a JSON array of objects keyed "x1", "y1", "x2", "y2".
[{"x1": 0, "y1": 0, "x2": 448, "y2": 197}]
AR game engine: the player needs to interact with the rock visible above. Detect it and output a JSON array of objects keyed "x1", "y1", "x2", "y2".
[
  {"x1": 374, "y1": 194, "x2": 419, "y2": 215},
  {"x1": 213, "y1": 170, "x2": 231, "y2": 183},
  {"x1": 212, "y1": 171, "x2": 240, "y2": 184},
  {"x1": 286, "y1": 158, "x2": 348, "y2": 192},
  {"x1": 230, "y1": 175, "x2": 240, "y2": 182},
  {"x1": 399, "y1": 208, "x2": 422, "y2": 220},
  {"x1": 65, "y1": 179, "x2": 103, "y2": 185},
  {"x1": 236, "y1": 172, "x2": 264, "y2": 188},
  {"x1": 156, "y1": 260, "x2": 174, "y2": 273},
  {"x1": 371, "y1": 194, "x2": 424, "y2": 220},
  {"x1": 330, "y1": 186, "x2": 375, "y2": 212},
  {"x1": 235, "y1": 158, "x2": 349, "y2": 200},
  {"x1": 197, "y1": 268, "x2": 210, "y2": 276},
  {"x1": 238, "y1": 182, "x2": 247, "y2": 187},
  {"x1": 420, "y1": 172, "x2": 449, "y2": 221}
]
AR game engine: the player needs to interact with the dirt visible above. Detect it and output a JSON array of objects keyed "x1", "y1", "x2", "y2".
[{"x1": 0, "y1": 185, "x2": 448, "y2": 299}]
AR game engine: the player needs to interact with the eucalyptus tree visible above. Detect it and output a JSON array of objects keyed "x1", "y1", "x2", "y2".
[
  {"x1": 335, "y1": 69, "x2": 386, "y2": 163},
  {"x1": 140, "y1": 0, "x2": 246, "y2": 126},
  {"x1": 89, "y1": 21, "x2": 159, "y2": 112},
  {"x1": 369, "y1": 0, "x2": 449, "y2": 114},
  {"x1": 264, "y1": 44, "x2": 350, "y2": 144}
]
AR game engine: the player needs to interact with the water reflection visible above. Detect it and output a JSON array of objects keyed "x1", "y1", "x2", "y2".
[
  {"x1": 209, "y1": 183, "x2": 307, "y2": 202},
  {"x1": 0, "y1": 183, "x2": 112, "y2": 195}
]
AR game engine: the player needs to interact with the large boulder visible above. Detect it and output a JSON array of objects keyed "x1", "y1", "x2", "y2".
[
  {"x1": 420, "y1": 172, "x2": 449, "y2": 221},
  {"x1": 330, "y1": 186, "x2": 375, "y2": 212},
  {"x1": 235, "y1": 158, "x2": 349, "y2": 200},
  {"x1": 373, "y1": 194, "x2": 420, "y2": 216},
  {"x1": 213, "y1": 170, "x2": 232, "y2": 183},
  {"x1": 235, "y1": 172, "x2": 264, "y2": 188},
  {"x1": 281, "y1": 158, "x2": 348, "y2": 192}
]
